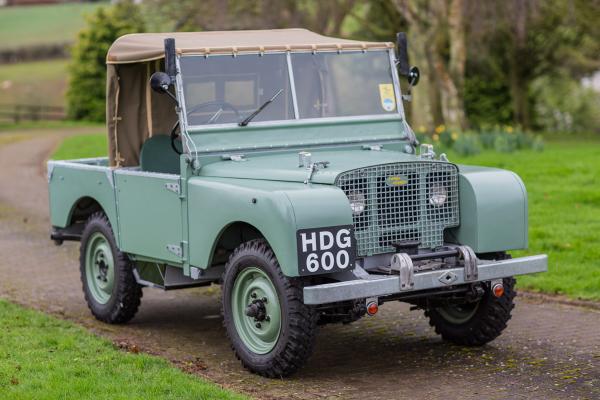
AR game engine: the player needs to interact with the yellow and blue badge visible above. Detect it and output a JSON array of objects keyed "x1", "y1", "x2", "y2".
[{"x1": 378, "y1": 83, "x2": 396, "y2": 112}]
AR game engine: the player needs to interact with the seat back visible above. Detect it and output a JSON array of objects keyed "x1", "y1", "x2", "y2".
[{"x1": 139, "y1": 135, "x2": 180, "y2": 174}]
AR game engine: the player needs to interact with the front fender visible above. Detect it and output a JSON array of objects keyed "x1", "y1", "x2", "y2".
[
  {"x1": 447, "y1": 165, "x2": 528, "y2": 252},
  {"x1": 187, "y1": 177, "x2": 352, "y2": 277}
]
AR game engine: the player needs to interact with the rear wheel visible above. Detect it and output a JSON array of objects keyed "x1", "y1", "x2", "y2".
[
  {"x1": 80, "y1": 212, "x2": 142, "y2": 324},
  {"x1": 425, "y1": 277, "x2": 516, "y2": 346},
  {"x1": 222, "y1": 239, "x2": 318, "y2": 377}
]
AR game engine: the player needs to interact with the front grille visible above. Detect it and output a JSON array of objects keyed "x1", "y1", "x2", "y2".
[{"x1": 336, "y1": 162, "x2": 459, "y2": 256}]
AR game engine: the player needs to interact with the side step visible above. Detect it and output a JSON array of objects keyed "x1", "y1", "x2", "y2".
[{"x1": 133, "y1": 263, "x2": 223, "y2": 290}]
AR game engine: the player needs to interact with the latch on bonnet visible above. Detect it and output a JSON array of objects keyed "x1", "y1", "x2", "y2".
[{"x1": 298, "y1": 151, "x2": 330, "y2": 184}]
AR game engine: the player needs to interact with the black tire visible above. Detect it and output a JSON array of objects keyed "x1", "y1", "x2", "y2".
[
  {"x1": 79, "y1": 212, "x2": 142, "y2": 324},
  {"x1": 222, "y1": 239, "x2": 318, "y2": 378},
  {"x1": 425, "y1": 277, "x2": 516, "y2": 346}
]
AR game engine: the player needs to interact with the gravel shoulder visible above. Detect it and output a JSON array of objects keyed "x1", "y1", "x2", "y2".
[{"x1": 0, "y1": 130, "x2": 598, "y2": 400}]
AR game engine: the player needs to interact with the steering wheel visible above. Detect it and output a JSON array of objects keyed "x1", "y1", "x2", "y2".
[{"x1": 170, "y1": 101, "x2": 241, "y2": 155}]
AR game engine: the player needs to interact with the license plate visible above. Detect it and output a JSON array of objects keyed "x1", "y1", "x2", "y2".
[{"x1": 296, "y1": 225, "x2": 356, "y2": 275}]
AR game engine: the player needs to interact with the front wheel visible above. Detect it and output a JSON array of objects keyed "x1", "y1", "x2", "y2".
[
  {"x1": 425, "y1": 277, "x2": 516, "y2": 346},
  {"x1": 222, "y1": 239, "x2": 318, "y2": 377}
]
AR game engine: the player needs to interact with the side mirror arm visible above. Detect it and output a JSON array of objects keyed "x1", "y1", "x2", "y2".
[
  {"x1": 396, "y1": 32, "x2": 420, "y2": 102},
  {"x1": 149, "y1": 38, "x2": 180, "y2": 107}
]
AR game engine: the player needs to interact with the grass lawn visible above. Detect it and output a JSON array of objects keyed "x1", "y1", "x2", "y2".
[
  {"x1": 0, "y1": 59, "x2": 68, "y2": 108},
  {"x1": 0, "y1": 299, "x2": 245, "y2": 399},
  {"x1": 51, "y1": 132, "x2": 107, "y2": 160},
  {"x1": 0, "y1": 2, "x2": 105, "y2": 50},
  {"x1": 450, "y1": 140, "x2": 600, "y2": 301},
  {"x1": 51, "y1": 135, "x2": 600, "y2": 301}
]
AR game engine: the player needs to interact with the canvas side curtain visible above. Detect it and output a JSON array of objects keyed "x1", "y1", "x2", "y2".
[{"x1": 107, "y1": 62, "x2": 177, "y2": 167}]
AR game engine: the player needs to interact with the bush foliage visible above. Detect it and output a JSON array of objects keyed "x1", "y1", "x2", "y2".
[
  {"x1": 66, "y1": 1, "x2": 145, "y2": 122},
  {"x1": 416, "y1": 125, "x2": 544, "y2": 157}
]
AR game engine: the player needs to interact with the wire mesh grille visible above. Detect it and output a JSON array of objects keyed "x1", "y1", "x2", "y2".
[{"x1": 336, "y1": 162, "x2": 459, "y2": 256}]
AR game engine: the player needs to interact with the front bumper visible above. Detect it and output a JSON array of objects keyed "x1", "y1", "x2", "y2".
[{"x1": 303, "y1": 254, "x2": 547, "y2": 305}]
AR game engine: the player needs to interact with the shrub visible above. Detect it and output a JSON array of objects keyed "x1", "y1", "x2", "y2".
[
  {"x1": 493, "y1": 134, "x2": 516, "y2": 153},
  {"x1": 418, "y1": 125, "x2": 543, "y2": 157},
  {"x1": 67, "y1": 1, "x2": 145, "y2": 122},
  {"x1": 532, "y1": 135, "x2": 545, "y2": 152},
  {"x1": 453, "y1": 134, "x2": 482, "y2": 156}
]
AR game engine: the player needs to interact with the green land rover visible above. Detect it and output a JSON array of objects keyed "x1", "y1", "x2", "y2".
[{"x1": 48, "y1": 29, "x2": 547, "y2": 377}]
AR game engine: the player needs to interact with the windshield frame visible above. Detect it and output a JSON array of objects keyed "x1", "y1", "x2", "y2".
[{"x1": 178, "y1": 49, "x2": 405, "y2": 132}]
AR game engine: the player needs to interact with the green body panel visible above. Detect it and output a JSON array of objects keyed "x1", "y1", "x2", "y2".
[
  {"x1": 48, "y1": 142, "x2": 529, "y2": 278},
  {"x1": 199, "y1": 148, "x2": 420, "y2": 184},
  {"x1": 48, "y1": 158, "x2": 120, "y2": 243},
  {"x1": 114, "y1": 171, "x2": 183, "y2": 264},
  {"x1": 448, "y1": 165, "x2": 528, "y2": 252},
  {"x1": 189, "y1": 117, "x2": 407, "y2": 153},
  {"x1": 187, "y1": 177, "x2": 350, "y2": 277}
]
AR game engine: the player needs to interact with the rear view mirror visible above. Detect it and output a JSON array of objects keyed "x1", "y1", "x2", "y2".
[
  {"x1": 408, "y1": 66, "x2": 420, "y2": 86},
  {"x1": 150, "y1": 72, "x2": 171, "y2": 93},
  {"x1": 149, "y1": 38, "x2": 179, "y2": 105}
]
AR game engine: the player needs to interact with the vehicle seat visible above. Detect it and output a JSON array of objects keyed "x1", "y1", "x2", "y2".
[{"x1": 139, "y1": 135, "x2": 180, "y2": 174}]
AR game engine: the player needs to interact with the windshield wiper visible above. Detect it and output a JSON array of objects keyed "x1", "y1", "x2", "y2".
[{"x1": 239, "y1": 88, "x2": 283, "y2": 126}]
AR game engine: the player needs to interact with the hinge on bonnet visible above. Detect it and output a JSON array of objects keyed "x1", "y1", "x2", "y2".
[
  {"x1": 362, "y1": 144, "x2": 382, "y2": 151},
  {"x1": 221, "y1": 154, "x2": 246, "y2": 162}
]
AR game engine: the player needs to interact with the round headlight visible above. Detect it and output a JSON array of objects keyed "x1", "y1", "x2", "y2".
[
  {"x1": 429, "y1": 184, "x2": 448, "y2": 207},
  {"x1": 348, "y1": 191, "x2": 366, "y2": 215}
]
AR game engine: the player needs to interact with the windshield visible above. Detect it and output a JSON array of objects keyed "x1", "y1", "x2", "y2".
[
  {"x1": 179, "y1": 54, "x2": 294, "y2": 126},
  {"x1": 291, "y1": 51, "x2": 397, "y2": 118},
  {"x1": 179, "y1": 50, "x2": 398, "y2": 127}
]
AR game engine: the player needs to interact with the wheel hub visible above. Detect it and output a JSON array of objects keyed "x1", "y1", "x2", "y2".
[
  {"x1": 231, "y1": 267, "x2": 282, "y2": 354},
  {"x1": 245, "y1": 298, "x2": 268, "y2": 322},
  {"x1": 85, "y1": 232, "x2": 115, "y2": 305},
  {"x1": 95, "y1": 253, "x2": 109, "y2": 283}
]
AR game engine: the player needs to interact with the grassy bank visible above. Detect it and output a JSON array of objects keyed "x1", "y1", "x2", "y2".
[
  {"x1": 0, "y1": 60, "x2": 68, "y2": 108},
  {"x1": 0, "y1": 299, "x2": 245, "y2": 399},
  {"x1": 51, "y1": 135, "x2": 600, "y2": 300},
  {"x1": 0, "y1": 2, "x2": 104, "y2": 50}
]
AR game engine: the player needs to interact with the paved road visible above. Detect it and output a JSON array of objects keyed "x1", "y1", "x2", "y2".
[{"x1": 0, "y1": 129, "x2": 598, "y2": 400}]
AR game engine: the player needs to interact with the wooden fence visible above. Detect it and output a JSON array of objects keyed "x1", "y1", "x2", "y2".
[{"x1": 0, "y1": 104, "x2": 66, "y2": 123}]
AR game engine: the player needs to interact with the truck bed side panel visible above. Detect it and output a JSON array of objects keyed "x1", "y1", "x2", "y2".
[{"x1": 48, "y1": 159, "x2": 120, "y2": 243}]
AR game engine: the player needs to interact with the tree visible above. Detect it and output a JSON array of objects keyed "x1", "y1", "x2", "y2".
[
  {"x1": 144, "y1": 0, "x2": 357, "y2": 37},
  {"x1": 466, "y1": 0, "x2": 600, "y2": 129},
  {"x1": 67, "y1": 1, "x2": 145, "y2": 122}
]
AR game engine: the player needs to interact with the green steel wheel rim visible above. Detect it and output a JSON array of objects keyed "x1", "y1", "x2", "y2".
[
  {"x1": 231, "y1": 267, "x2": 282, "y2": 355},
  {"x1": 436, "y1": 302, "x2": 480, "y2": 325},
  {"x1": 85, "y1": 232, "x2": 115, "y2": 305}
]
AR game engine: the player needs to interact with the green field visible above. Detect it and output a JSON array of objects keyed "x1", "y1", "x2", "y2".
[
  {"x1": 51, "y1": 132, "x2": 107, "y2": 159},
  {"x1": 52, "y1": 135, "x2": 600, "y2": 301},
  {"x1": 0, "y1": 2, "x2": 105, "y2": 50},
  {"x1": 450, "y1": 140, "x2": 600, "y2": 300},
  {"x1": 0, "y1": 59, "x2": 68, "y2": 107},
  {"x1": 0, "y1": 300, "x2": 245, "y2": 399}
]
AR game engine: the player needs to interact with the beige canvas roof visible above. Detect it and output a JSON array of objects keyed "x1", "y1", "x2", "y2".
[{"x1": 107, "y1": 28, "x2": 393, "y2": 64}]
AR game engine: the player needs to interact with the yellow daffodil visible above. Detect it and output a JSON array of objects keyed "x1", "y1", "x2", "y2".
[
  {"x1": 433, "y1": 134, "x2": 440, "y2": 142},
  {"x1": 435, "y1": 124, "x2": 445, "y2": 134},
  {"x1": 506, "y1": 126, "x2": 514, "y2": 133},
  {"x1": 451, "y1": 132, "x2": 459, "y2": 141}
]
